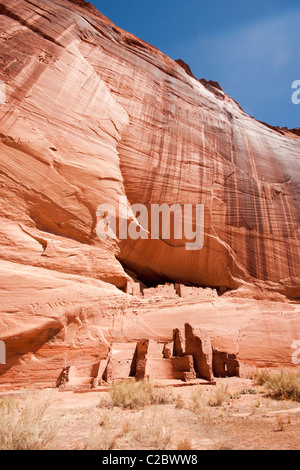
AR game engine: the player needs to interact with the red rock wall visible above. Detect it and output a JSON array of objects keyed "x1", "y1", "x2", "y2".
[
  {"x1": 0, "y1": 0, "x2": 299, "y2": 389},
  {"x1": 0, "y1": 0, "x2": 299, "y2": 294}
]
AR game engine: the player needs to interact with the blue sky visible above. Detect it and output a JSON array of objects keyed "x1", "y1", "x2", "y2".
[{"x1": 92, "y1": 0, "x2": 299, "y2": 128}]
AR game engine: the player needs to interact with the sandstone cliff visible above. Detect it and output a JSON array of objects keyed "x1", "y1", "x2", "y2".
[{"x1": 0, "y1": 0, "x2": 299, "y2": 388}]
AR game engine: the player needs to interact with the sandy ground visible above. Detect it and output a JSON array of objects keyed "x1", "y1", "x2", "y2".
[{"x1": 1, "y1": 378, "x2": 300, "y2": 450}]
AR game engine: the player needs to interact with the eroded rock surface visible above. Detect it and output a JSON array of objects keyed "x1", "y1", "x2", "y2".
[{"x1": 0, "y1": 0, "x2": 299, "y2": 389}]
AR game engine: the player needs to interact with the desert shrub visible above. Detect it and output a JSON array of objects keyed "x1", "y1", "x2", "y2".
[
  {"x1": 191, "y1": 385, "x2": 230, "y2": 410},
  {"x1": 83, "y1": 410, "x2": 119, "y2": 450},
  {"x1": 109, "y1": 380, "x2": 152, "y2": 410},
  {"x1": 84, "y1": 431, "x2": 118, "y2": 450},
  {"x1": 0, "y1": 394, "x2": 57, "y2": 450},
  {"x1": 231, "y1": 388, "x2": 257, "y2": 399},
  {"x1": 240, "y1": 388, "x2": 257, "y2": 395},
  {"x1": 97, "y1": 394, "x2": 114, "y2": 409},
  {"x1": 151, "y1": 387, "x2": 175, "y2": 405},
  {"x1": 191, "y1": 387, "x2": 207, "y2": 411},
  {"x1": 130, "y1": 408, "x2": 172, "y2": 449},
  {"x1": 108, "y1": 380, "x2": 174, "y2": 410},
  {"x1": 254, "y1": 368, "x2": 300, "y2": 402},
  {"x1": 175, "y1": 396, "x2": 185, "y2": 409},
  {"x1": 207, "y1": 385, "x2": 230, "y2": 407},
  {"x1": 253, "y1": 369, "x2": 271, "y2": 386}
]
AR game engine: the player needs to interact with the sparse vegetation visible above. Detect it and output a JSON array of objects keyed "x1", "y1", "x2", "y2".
[
  {"x1": 231, "y1": 388, "x2": 257, "y2": 399},
  {"x1": 82, "y1": 410, "x2": 120, "y2": 450},
  {"x1": 191, "y1": 386, "x2": 207, "y2": 411},
  {"x1": 0, "y1": 394, "x2": 57, "y2": 450},
  {"x1": 191, "y1": 384, "x2": 231, "y2": 410},
  {"x1": 175, "y1": 395, "x2": 185, "y2": 409},
  {"x1": 151, "y1": 386, "x2": 175, "y2": 405},
  {"x1": 107, "y1": 379, "x2": 174, "y2": 410},
  {"x1": 254, "y1": 368, "x2": 271, "y2": 386},
  {"x1": 84, "y1": 424, "x2": 119, "y2": 450},
  {"x1": 0, "y1": 373, "x2": 299, "y2": 450},
  {"x1": 97, "y1": 394, "x2": 114, "y2": 409},
  {"x1": 207, "y1": 385, "x2": 230, "y2": 407},
  {"x1": 254, "y1": 368, "x2": 300, "y2": 402},
  {"x1": 130, "y1": 408, "x2": 172, "y2": 449}
]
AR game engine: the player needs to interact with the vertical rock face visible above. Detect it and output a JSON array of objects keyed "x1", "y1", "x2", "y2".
[
  {"x1": 184, "y1": 324, "x2": 213, "y2": 381},
  {"x1": 0, "y1": 0, "x2": 299, "y2": 294},
  {"x1": 0, "y1": 0, "x2": 299, "y2": 388}
]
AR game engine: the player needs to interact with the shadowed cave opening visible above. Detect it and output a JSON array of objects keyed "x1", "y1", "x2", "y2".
[{"x1": 118, "y1": 259, "x2": 229, "y2": 297}]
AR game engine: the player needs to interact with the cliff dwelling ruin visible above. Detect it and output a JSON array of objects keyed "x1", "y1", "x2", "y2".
[
  {"x1": 125, "y1": 280, "x2": 222, "y2": 300},
  {"x1": 58, "y1": 323, "x2": 240, "y2": 391}
]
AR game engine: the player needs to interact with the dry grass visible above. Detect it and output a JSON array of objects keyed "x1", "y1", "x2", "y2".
[
  {"x1": 207, "y1": 385, "x2": 230, "y2": 407},
  {"x1": 191, "y1": 387, "x2": 207, "y2": 411},
  {"x1": 175, "y1": 396, "x2": 185, "y2": 409},
  {"x1": 0, "y1": 394, "x2": 57, "y2": 450},
  {"x1": 130, "y1": 408, "x2": 173, "y2": 449},
  {"x1": 254, "y1": 368, "x2": 300, "y2": 402},
  {"x1": 82, "y1": 410, "x2": 120, "y2": 450},
  {"x1": 84, "y1": 428, "x2": 119, "y2": 450},
  {"x1": 1, "y1": 374, "x2": 299, "y2": 450},
  {"x1": 97, "y1": 394, "x2": 114, "y2": 409},
  {"x1": 191, "y1": 384, "x2": 230, "y2": 410},
  {"x1": 106, "y1": 379, "x2": 174, "y2": 410},
  {"x1": 151, "y1": 386, "x2": 175, "y2": 405}
]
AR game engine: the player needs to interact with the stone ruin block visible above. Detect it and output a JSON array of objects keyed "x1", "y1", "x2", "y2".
[
  {"x1": 57, "y1": 363, "x2": 99, "y2": 390},
  {"x1": 125, "y1": 281, "x2": 141, "y2": 296},
  {"x1": 175, "y1": 284, "x2": 218, "y2": 300},
  {"x1": 144, "y1": 339, "x2": 165, "y2": 358},
  {"x1": 143, "y1": 283, "x2": 178, "y2": 299},
  {"x1": 204, "y1": 287, "x2": 218, "y2": 299},
  {"x1": 213, "y1": 348, "x2": 240, "y2": 378},
  {"x1": 184, "y1": 324, "x2": 214, "y2": 381},
  {"x1": 57, "y1": 325, "x2": 240, "y2": 389},
  {"x1": 92, "y1": 356, "x2": 111, "y2": 388},
  {"x1": 172, "y1": 324, "x2": 214, "y2": 381},
  {"x1": 136, "y1": 339, "x2": 164, "y2": 359},
  {"x1": 138, "y1": 358, "x2": 174, "y2": 380},
  {"x1": 171, "y1": 355, "x2": 196, "y2": 381},
  {"x1": 173, "y1": 328, "x2": 185, "y2": 356},
  {"x1": 135, "y1": 357, "x2": 147, "y2": 381},
  {"x1": 163, "y1": 342, "x2": 173, "y2": 359},
  {"x1": 103, "y1": 343, "x2": 137, "y2": 384},
  {"x1": 135, "y1": 339, "x2": 174, "y2": 380}
]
